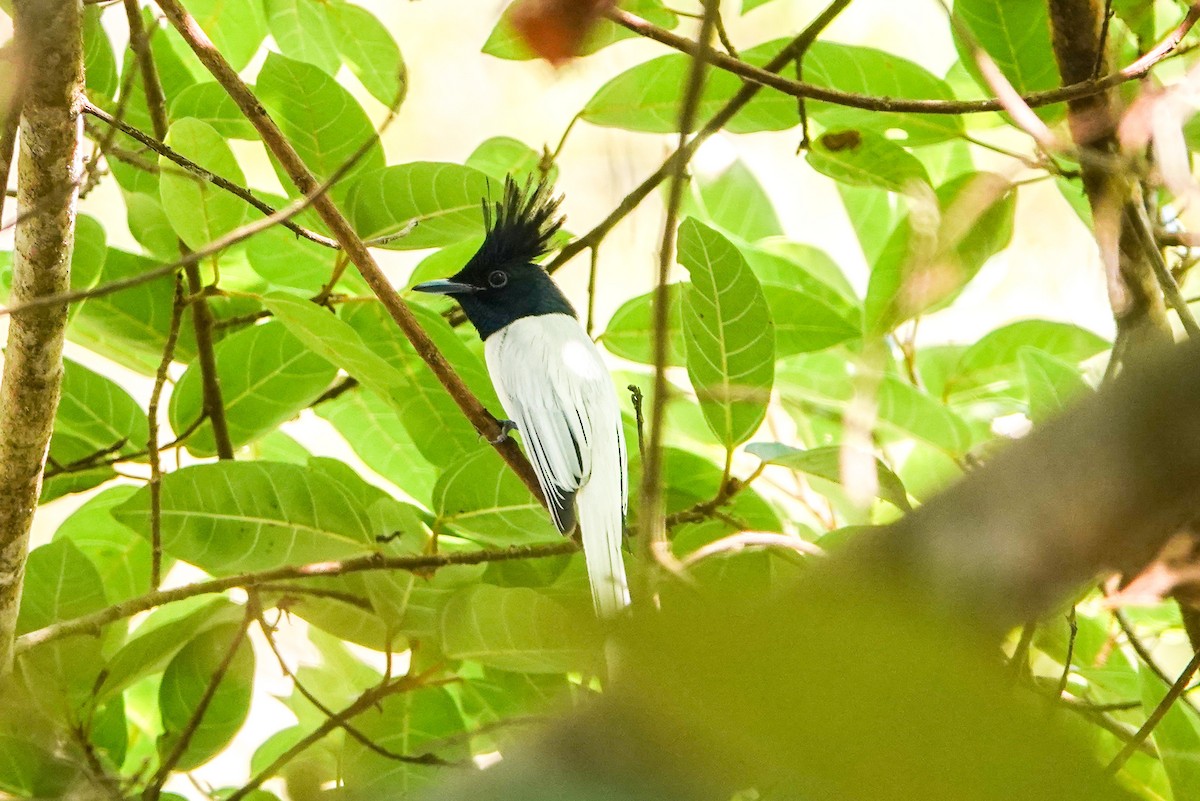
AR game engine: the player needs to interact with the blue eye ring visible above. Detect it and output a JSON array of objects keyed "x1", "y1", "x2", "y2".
[{"x1": 488, "y1": 270, "x2": 508, "y2": 288}]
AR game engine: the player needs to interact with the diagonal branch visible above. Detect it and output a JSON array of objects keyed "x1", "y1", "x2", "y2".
[
  {"x1": 82, "y1": 100, "x2": 340, "y2": 249},
  {"x1": 153, "y1": 0, "x2": 545, "y2": 501}
]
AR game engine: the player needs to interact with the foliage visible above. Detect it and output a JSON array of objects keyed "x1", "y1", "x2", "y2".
[{"x1": 3, "y1": 0, "x2": 1200, "y2": 799}]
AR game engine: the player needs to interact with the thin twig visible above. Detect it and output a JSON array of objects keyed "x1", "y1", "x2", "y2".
[
  {"x1": 545, "y1": 0, "x2": 853, "y2": 275},
  {"x1": 680, "y1": 532, "x2": 825, "y2": 568},
  {"x1": 122, "y1": 6, "x2": 235, "y2": 462},
  {"x1": 605, "y1": 3, "x2": 1200, "y2": 115},
  {"x1": 1127, "y1": 201, "x2": 1200, "y2": 338},
  {"x1": 1106, "y1": 646, "x2": 1200, "y2": 774},
  {"x1": 0, "y1": 110, "x2": 398, "y2": 318},
  {"x1": 14, "y1": 541, "x2": 579, "y2": 655},
  {"x1": 639, "y1": 0, "x2": 719, "y2": 578},
  {"x1": 627, "y1": 384, "x2": 646, "y2": 465},
  {"x1": 585, "y1": 246, "x2": 599, "y2": 338},
  {"x1": 147, "y1": 276, "x2": 185, "y2": 588},
  {"x1": 225, "y1": 671, "x2": 462, "y2": 801},
  {"x1": 143, "y1": 605, "x2": 254, "y2": 798},
  {"x1": 254, "y1": 607, "x2": 446, "y2": 765},
  {"x1": 83, "y1": 101, "x2": 340, "y2": 249}
]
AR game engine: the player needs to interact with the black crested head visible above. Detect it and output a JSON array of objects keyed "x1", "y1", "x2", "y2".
[{"x1": 412, "y1": 175, "x2": 576, "y2": 340}]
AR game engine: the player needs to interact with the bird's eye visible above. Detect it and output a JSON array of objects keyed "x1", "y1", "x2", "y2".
[{"x1": 487, "y1": 270, "x2": 508, "y2": 288}]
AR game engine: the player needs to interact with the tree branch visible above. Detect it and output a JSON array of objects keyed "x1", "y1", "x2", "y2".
[
  {"x1": 123, "y1": 5, "x2": 235, "y2": 461},
  {"x1": 545, "y1": 0, "x2": 853, "y2": 274},
  {"x1": 0, "y1": 0, "x2": 83, "y2": 675},
  {"x1": 153, "y1": 0, "x2": 546, "y2": 502},
  {"x1": 1105, "y1": 645, "x2": 1200, "y2": 773},
  {"x1": 13, "y1": 541, "x2": 578, "y2": 655},
  {"x1": 143, "y1": 605, "x2": 255, "y2": 799},
  {"x1": 638, "y1": 0, "x2": 719, "y2": 580},
  {"x1": 1048, "y1": 0, "x2": 1173, "y2": 365},
  {"x1": 83, "y1": 101, "x2": 340, "y2": 249},
  {"x1": 605, "y1": 3, "x2": 1199, "y2": 116}
]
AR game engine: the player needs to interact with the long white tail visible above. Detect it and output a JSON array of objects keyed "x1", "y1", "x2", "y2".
[{"x1": 576, "y1": 480, "x2": 630, "y2": 617}]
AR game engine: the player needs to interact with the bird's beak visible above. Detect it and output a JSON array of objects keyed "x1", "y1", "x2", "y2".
[{"x1": 411, "y1": 279, "x2": 478, "y2": 296}]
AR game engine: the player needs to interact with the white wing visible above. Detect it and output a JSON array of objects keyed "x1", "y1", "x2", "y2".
[{"x1": 486, "y1": 314, "x2": 630, "y2": 615}]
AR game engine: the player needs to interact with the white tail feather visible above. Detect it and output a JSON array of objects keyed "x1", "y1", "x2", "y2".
[{"x1": 577, "y1": 480, "x2": 630, "y2": 617}]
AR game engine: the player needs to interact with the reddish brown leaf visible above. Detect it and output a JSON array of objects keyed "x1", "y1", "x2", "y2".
[{"x1": 509, "y1": 0, "x2": 615, "y2": 66}]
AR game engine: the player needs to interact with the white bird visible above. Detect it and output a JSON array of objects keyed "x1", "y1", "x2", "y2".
[{"x1": 412, "y1": 177, "x2": 631, "y2": 616}]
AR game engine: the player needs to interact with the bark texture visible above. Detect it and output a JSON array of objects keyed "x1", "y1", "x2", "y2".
[
  {"x1": 0, "y1": 0, "x2": 83, "y2": 673},
  {"x1": 1048, "y1": 0, "x2": 1173, "y2": 358}
]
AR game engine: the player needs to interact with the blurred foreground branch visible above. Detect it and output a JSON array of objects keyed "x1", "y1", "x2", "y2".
[{"x1": 422, "y1": 339, "x2": 1200, "y2": 801}]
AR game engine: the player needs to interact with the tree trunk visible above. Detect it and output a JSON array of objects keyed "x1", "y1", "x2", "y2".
[{"x1": 0, "y1": 0, "x2": 83, "y2": 674}]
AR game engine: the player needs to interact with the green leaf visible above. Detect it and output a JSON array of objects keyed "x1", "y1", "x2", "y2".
[
  {"x1": 316, "y1": 388, "x2": 440, "y2": 506},
  {"x1": 1140, "y1": 664, "x2": 1200, "y2": 800},
  {"x1": 678, "y1": 218, "x2": 775, "y2": 448},
  {"x1": 581, "y1": 40, "x2": 799, "y2": 134},
  {"x1": 947, "y1": 321, "x2": 1109, "y2": 400},
  {"x1": 185, "y1": 0, "x2": 268, "y2": 71},
  {"x1": 466, "y1": 136, "x2": 550, "y2": 185},
  {"x1": 326, "y1": 2, "x2": 408, "y2": 109},
  {"x1": 601, "y1": 284, "x2": 687, "y2": 367},
  {"x1": 246, "y1": 226, "x2": 335, "y2": 293},
  {"x1": 1019, "y1": 348, "x2": 1091, "y2": 423},
  {"x1": 159, "y1": 118, "x2": 250, "y2": 250},
  {"x1": 433, "y1": 448, "x2": 559, "y2": 546},
  {"x1": 839, "y1": 184, "x2": 901, "y2": 267},
  {"x1": 266, "y1": 0, "x2": 341, "y2": 76},
  {"x1": 83, "y1": 6, "x2": 119, "y2": 100},
  {"x1": 96, "y1": 598, "x2": 245, "y2": 704},
  {"x1": 342, "y1": 687, "x2": 467, "y2": 795},
  {"x1": 862, "y1": 172, "x2": 1015, "y2": 334},
  {"x1": 803, "y1": 42, "x2": 964, "y2": 145},
  {"x1": 256, "y1": 52, "x2": 385, "y2": 198},
  {"x1": 169, "y1": 320, "x2": 337, "y2": 456},
  {"x1": 689, "y1": 159, "x2": 783, "y2": 242},
  {"x1": 53, "y1": 486, "x2": 156, "y2": 606},
  {"x1": 779, "y1": 353, "x2": 973, "y2": 455},
  {"x1": 746, "y1": 443, "x2": 911, "y2": 510},
  {"x1": 124, "y1": 190, "x2": 179, "y2": 260},
  {"x1": 54, "y1": 356, "x2": 148, "y2": 459},
  {"x1": 264, "y1": 294, "x2": 480, "y2": 466},
  {"x1": 345, "y1": 161, "x2": 494, "y2": 250},
  {"x1": 439, "y1": 585, "x2": 602, "y2": 673},
  {"x1": 806, "y1": 129, "x2": 930, "y2": 194},
  {"x1": 158, "y1": 622, "x2": 254, "y2": 770},
  {"x1": 483, "y1": 0, "x2": 678, "y2": 60},
  {"x1": 169, "y1": 82, "x2": 260, "y2": 140},
  {"x1": 765, "y1": 285, "x2": 860, "y2": 357},
  {"x1": 14, "y1": 540, "x2": 108, "y2": 706},
  {"x1": 15, "y1": 539, "x2": 107, "y2": 634},
  {"x1": 742, "y1": 240, "x2": 860, "y2": 308},
  {"x1": 952, "y1": 0, "x2": 1061, "y2": 100},
  {"x1": 112, "y1": 461, "x2": 387, "y2": 573}
]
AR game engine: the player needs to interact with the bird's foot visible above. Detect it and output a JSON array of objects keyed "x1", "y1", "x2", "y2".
[{"x1": 487, "y1": 420, "x2": 518, "y2": 444}]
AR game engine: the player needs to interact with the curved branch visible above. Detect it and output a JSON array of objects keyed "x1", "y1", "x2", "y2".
[{"x1": 607, "y1": 5, "x2": 1199, "y2": 115}]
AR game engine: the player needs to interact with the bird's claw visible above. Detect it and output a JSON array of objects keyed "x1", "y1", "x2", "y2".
[{"x1": 487, "y1": 420, "x2": 518, "y2": 444}]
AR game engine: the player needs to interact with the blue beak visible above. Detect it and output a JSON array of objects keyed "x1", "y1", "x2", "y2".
[{"x1": 411, "y1": 279, "x2": 478, "y2": 296}]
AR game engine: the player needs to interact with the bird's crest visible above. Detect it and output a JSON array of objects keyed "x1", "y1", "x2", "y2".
[{"x1": 478, "y1": 176, "x2": 564, "y2": 267}]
